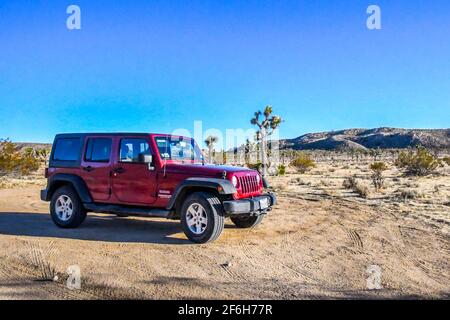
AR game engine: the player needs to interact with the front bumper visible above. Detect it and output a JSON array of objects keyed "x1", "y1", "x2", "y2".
[{"x1": 223, "y1": 193, "x2": 276, "y2": 215}]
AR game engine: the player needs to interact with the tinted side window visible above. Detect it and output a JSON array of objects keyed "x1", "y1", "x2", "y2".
[
  {"x1": 119, "y1": 139, "x2": 150, "y2": 163},
  {"x1": 85, "y1": 138, "x2": 112, "y2": 162},
  {"x1": 52, "y1": 138, "x2": 81, "y2": 161}
]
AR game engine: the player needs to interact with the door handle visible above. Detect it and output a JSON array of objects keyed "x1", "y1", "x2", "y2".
[
  {"x1": 112, "y1": 167, "x2": 125, "y2": 174},
  {"x1": 82, "y1": 166, "x2": 94, "y2": 172}
]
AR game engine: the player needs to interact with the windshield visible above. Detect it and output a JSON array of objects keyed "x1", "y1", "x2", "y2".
[{"x1": 155, "y1": 136, "x2": 204, "y2": 162}]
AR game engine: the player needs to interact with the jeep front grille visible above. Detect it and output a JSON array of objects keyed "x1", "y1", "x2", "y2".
[{"x1": 238, "y1": 175, "x2": 260, "y2": 195}]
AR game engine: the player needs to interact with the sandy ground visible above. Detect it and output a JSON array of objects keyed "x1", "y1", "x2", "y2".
[{"x1": 0, "y1": 161, "x2": 449, "y2": 299}]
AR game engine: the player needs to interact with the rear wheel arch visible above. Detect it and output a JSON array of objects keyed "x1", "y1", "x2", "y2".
[{"x1": 46, "y1": 174, "x2": 92, "y2": 203}]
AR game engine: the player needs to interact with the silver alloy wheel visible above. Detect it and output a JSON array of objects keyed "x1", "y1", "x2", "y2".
[
  {"x1": 55, "y1": 195, "x2": 74, "y2": 222},
  {"x1": 186, "y1": 203, "x2": 208, "y2": 235}
]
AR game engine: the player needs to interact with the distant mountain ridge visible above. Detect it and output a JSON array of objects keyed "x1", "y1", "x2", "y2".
[
  {"x1": 280, "y1": 128, "x2": 450, "y2": 151},
  {"x1": 7, "y1": 128, "x2": 450, "y2": 152}
]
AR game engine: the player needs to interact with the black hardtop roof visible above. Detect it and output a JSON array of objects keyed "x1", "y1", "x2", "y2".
[{"x1": 54, "y1": 133, "x2": 152, "y2": 138}]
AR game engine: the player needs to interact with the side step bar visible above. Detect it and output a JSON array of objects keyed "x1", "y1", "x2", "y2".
[{"x1": 84, "y1": 203, "x2": 171, "y2": 218}]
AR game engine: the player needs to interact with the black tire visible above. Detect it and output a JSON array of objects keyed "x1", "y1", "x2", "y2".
[
  {"x1": 231, "y1": 215, "x2": 264, "y2": 229},
  {"x1": 180, "y1": 192, "x2": 225, "y2": 243},
  {"x1": 50, "y1": 186, "x2": 87, "y2": 228}
]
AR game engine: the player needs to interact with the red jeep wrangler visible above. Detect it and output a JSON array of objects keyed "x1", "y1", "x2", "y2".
[{"x1": 40, "y1": 133, "x2": 276, "y2": 243}]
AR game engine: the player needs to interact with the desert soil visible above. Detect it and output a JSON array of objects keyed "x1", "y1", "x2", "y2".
[{"x1": 0, "y1": 162, "x2": 449, "y2": 299}]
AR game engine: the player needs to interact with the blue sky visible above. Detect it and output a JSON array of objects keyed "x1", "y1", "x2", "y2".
[{"x1": 0, "y1": 0, "x2": 449, "y2": 143}]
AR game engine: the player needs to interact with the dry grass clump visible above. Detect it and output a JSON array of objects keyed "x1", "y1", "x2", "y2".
[
  {"x1": 442, "y1": 157, "x2": 450, "y2": 166},
  {"x1": 354, "y1": 182, "x2": 369, "y2": 198},
  {"x1": 369, "y1": 162, "x2": 389, "y2": 191},
  {"x1": 343, "y1": 175, "x2": 358, "y2": 189},
  {"x1": 343, "y1": 175, "x2": 369, "y2": 198},
  {"x1": 397, "y1": 188, "x2": 424, "y2": 202},
  {"x1": 289, "y1": 177, "x2": 307, "y2": 186}
]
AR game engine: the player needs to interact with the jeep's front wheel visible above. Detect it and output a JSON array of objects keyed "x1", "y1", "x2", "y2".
[
  {"x1": 230, "y1": 215, "x2": 264, "y2": 228},
  {"x1": 180, "y1": 192, "x2": 225, "y2": 243},
  {"x1": 50, "y1": 186, "x2": 87, "y2": 228}
]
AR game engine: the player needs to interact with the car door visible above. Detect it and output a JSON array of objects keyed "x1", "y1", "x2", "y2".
[
  {"x1": 111, "y1": 137, "x2": 158, "y2": 205},
  {"x1": 80, "y1": 136, "x2": 113, "y2": 201}
]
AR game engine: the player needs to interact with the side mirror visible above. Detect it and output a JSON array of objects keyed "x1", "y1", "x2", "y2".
[
  {"x1": 138, "y1": 154, "x2": 154, "y2": 170},
  {"x1": 139, "y1": 154, "x2": 152, "y2": 163}
]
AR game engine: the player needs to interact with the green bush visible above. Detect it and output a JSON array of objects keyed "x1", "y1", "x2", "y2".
[
  {"x1": 290, "y1": 153, "x2": 316, "y2": 173},
  {"x1": 395, "y1": 146, "x2": 440, "y2": 176},
  {"x1": 0, "y1": 139, "x2": 22, "y2": 173},
  {"x1": 20, "y1": 148, "x2": 40, "y2": 175},
  {"x1": 0, "y1": 139, "x2": 41, "y2": 176},
  {"x1": 276, "y1": 164, "x2": 286, "y2": 176}
]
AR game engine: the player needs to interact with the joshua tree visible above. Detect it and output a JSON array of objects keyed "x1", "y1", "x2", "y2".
[
  {"x1": 244, "y1": 138, "x2": 252, "y2": 164},
  {"x1": 204, "y1": 136, "x2": 218, "y2": 164},
  {"x1": 250, "y1": 105, "x2": 282, "y2": 177}
]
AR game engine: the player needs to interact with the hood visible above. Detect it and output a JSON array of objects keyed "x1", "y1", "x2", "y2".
[{"x1": 164, "y1": 163, "x2": 255, "y2": 177}]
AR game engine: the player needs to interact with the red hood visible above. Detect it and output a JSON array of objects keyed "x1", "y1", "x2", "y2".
[{"x1": 163, "y1": 163, "x2": 255, "y2": 177}]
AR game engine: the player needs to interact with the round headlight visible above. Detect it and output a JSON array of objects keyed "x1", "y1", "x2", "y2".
[
  {"x1": 231, "y1": 176, "x2": 238, "y2": 187},
  {"x1": 256, "y1": 174, "x2": 261, "y2": 185}
]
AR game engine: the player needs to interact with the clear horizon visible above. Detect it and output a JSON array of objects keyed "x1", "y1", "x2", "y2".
[{"x1": 1, "y1": 1, "x2": 449, "y2": 144}]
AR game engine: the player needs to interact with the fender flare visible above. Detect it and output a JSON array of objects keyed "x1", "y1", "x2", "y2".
[
  {"x1": 44, "y1": 173, "x2": 93, "y2": 203},
  {"x1": 166, "y1": 178, "x2": 236, "y2": 210}
]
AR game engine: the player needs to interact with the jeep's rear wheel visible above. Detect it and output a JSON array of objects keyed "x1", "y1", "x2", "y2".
[
  {"x1": 180, "y1": 192, "x2": 225, "y2": 243},
  {"x1": 231, "y1": 214, "x2": 264, "y2": 228},
  {"x1": 50, "y1": 186, "x2": 86, "y2": 228}
]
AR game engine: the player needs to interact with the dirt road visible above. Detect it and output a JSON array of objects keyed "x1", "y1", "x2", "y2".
[{"x1": 0, "y1": 184, "x2": 449, "y2": 299}]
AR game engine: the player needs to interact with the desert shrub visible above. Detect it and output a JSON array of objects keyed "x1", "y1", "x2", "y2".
[
  {"x1": 354, "y1": 182, "x2": 369, "y2": 198},
  {"x1": 290, "y1": 177, "x2": 305, "y2": 185},
  {"x1": 398, "y1": 188, "x2": 422, "y2": 202},
  {"x1": 0, "y1": 139, "x2": 41, "y2": 176},
  {"x1": 0, "y1": 139, "x2": 22, "y2": 174},
  {"x1": 343, "y1": 175, "x2": 368, "y2": 198},
  {"x1": 290, "y1": 153, "x2": 316, "y2": 173},
  {"x1": 276, "y1": 164, "x2": 286, "y2": 176},
  {"x1": 395, "y1": 146, "x2": 440, "y2": 176},
  {"x1": 442, "y1": 157, "x2": 450, "y2": 166},
  {"x1": 247, "y1": 162, "x2": 262, "y2": 172},
  {"x1": 369, "y1": 162, "x2": 388, "y2": 191},
  {"x1": 20, "y1": 148, "x2": 40, "y2": 175},
  {"x1": 343, "y1": 175, "x2": 358, "y2": 189}
]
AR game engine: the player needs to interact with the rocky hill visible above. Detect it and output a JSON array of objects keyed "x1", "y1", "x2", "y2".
[{"x1": 280, "y1": 128, "x2": 450, "y2": 151}]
